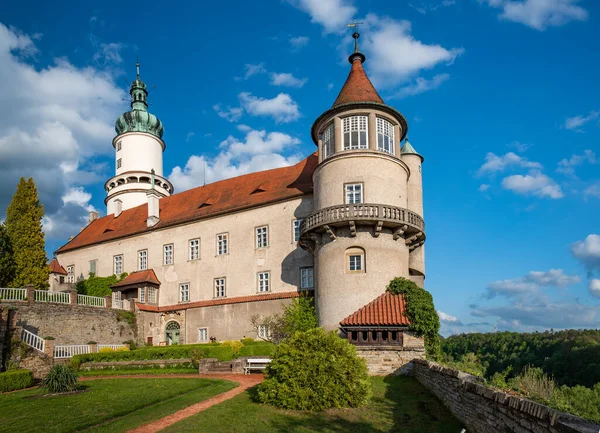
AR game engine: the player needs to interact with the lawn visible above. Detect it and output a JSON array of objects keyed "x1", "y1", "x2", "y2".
[
  {"x1": 78, "y1": 367, "x2": 198, "y2": 376},
  {"x1": 163, "y1": 375, "x2": 464, "y2": 433},
  {"x1": 0, "y1": 377, "x2": 236, "y2": 433}
]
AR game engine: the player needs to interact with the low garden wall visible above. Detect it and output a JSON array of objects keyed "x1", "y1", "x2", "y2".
[
  {"x1": 80, "y1": 358, "x2": 195, "y2": 371},
  {"x1": 412, "y1": 359, "x2": 599, "y2": 433}
]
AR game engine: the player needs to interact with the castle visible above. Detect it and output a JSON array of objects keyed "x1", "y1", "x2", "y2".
[{"x1": 49, "y1": 32, "x2": 426, "y2": 346}]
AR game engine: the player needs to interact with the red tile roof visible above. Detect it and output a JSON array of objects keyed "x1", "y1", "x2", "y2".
[
  {"x1": 136, "y1": 290, "x2": 309, "y2": 312},
  {"x1": 49, "y1": 259, "x2": 67, "y2": 275},
  {"x1": 333, "y1": 59, "x2": 384, "y2": 107},
  {"x1": 56, "y1": 154, "x2": 317, "y2": 253},
  {"x1": 111, "y1": 269, "x2": 161, "y2": 288},
  {"x1": 340, "y1": 292, "x2": 411, "y2": 327}
]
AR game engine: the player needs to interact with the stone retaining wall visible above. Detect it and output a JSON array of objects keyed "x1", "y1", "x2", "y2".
[
  {"x1": 357, "y1": 347, "x2": 425, "y2": 375},
  {"x1": 80, "y1": 358, "x2": 195, "y2": 371},
  {"x1": 412, "y1": 359, "x2": 599, "y2": 433}
]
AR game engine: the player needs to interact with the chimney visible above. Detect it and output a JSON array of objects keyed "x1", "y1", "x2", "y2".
[
  {"x1": 89, "y1": 210, "x2": 99, "y2": 224},
  {"x1": 114, "y1": 199, "x2": 123, "y2": 217},
  {"x1": 146, "y1": 189, "x2": 160, "y2": 227}
]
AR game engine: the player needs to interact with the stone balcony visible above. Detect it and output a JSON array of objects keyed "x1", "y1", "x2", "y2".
[{"x1": 298, "y1": 203, "x2": 425, "y2": 252}]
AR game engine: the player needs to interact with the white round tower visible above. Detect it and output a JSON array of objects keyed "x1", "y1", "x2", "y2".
[{"x1": 105, "y1": 62, "x2": 174, "y2": 214}]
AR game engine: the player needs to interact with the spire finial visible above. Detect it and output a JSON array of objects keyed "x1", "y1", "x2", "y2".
[
  {"x1": 347, "y1": 18, "x2": 366, "y2": 64},
  {"x1": 136, "y1": 59, "x2": 140, "y2": 80}
]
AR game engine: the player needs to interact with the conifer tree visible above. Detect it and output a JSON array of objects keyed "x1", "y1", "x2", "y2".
[
  {"x1": 5, "y1": 178, "x2": 49, "y2": 289},
  {"x1": 0, "y1": 223, "x2": 15, "y2": 287}
]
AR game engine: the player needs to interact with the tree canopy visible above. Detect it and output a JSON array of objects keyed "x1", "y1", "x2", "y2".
[{"x1": 0, "y1": 223, "x2": 16, "y2": 287}]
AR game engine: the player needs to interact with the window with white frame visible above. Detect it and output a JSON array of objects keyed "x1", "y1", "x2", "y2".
[
  {"x1": 377, "y1": 117, "x2": 394, "y2": 154},
  {"x1": 300, "y1": 267, "x2": 314, "y2": 289},
  {"x1": 256, "y1": 226, "x2": 268, "y2": 248},
  {"x1": 214, "y1": 278, "x2": 226, "y2": 298},
  {"x1": 342, "y1": 116, "x2": 368, "y2": 150},
  {"x1": 66, "y1": 265, "x2": 75, "y2": 283},
  {"x1": 147, "y1": 287, "x2": 156, "y2": 304},
  {"x1": 89, "y1": 260, "x2": 97, "y2": 275},
  {"x1": 189, "y1": 239, "x2": 200, "y2": 260},
  {"x1": 258, "y1": 272, "x2": 270, "y2": 292},
  {"x1": 346, "y1": 247, "x2": 366, "y2": 273},
  {"x1": 345, "y1": 183, "x2": 363, "y2": 204},
  {"x1": 117, "y1": 141, "x2": 122, "y2": 151},
  {"x1": 322, "y1": 123, "x2": 334, "y2": 158},
  {"x1": 163, "y1": 244, "x2": 173, "y2": 265},
  {"x1": 217, "y1": 233, "x2": 228, "y2": 255},
  {"x1": 139, "y1": 287, "x2": 146, "y2": 303},
  {"x1": 293, "y1": 219, "x2": 303, "y2": 242},
  {"x1": 138, "y1": 249, "x2": 148, "y2": 270},
  {"x1": 258, "y1": 324, "x2": 271, "y2": 339},
  {"x1": 179, "y1": 283, "x2": 190, "y2": 302},
  {"x1": 114, "y1": 255, "x2": 123, "y2": 275},
  {"x1": 198, "y1": 327, "x2": 208, "y2": 343},
  {"x1": 117, "y1": 158, "x2": 122, "y2": 169}
]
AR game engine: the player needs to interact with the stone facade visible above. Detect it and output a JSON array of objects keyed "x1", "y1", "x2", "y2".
[
  {"x1": 355, "y1": 331, "x2": 425, "y2": 375},
  {"x1": 412, "y1": 359, "x2": 599, "y2": 433}
]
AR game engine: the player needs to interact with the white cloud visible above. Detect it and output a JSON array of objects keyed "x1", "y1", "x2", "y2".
[
  {"x1": 556, "y1": 149, "x2": 596, "y2": 176},
  {"x1": 486, "y1": 279, "x2": 539, "y2": 299},
  {"x1": 523, "y1": 269, "x2": 580, "y2": 287},
  {"x1": 409, "y1": 1, "x2": 457, "y2": 14},
  {"x1": 0, "y1": 23, "x2": 124, "y2": 240},
  {"x1": 477, "y1": 152, "x2": 542, "y2": 176},
  {"x1": 239, "y1": 92, "x2": 301, "y2": 123},
  {"x1": 270, "y1": 72, "x2": 308, "y2": 88},
  {"x1": 289, "y1": 36, "x2": 309, "y2": 49},
  {"x1": 584, "y1": 182, "x2": 600, "y2": 199},
  {"x1": 185, "y1": 132, "x2": 195, "y2": 142},
  {"x1": 590, "y1": 279, "x2": 600, "y2": 298},
  {"x1": 502, "y1": 170, "x2": 564, "y2": 198},
  {"x1": 212, "y1": 104, "x2": 244, "y2": 123},
  {"x1": 438, "y1": 311, "x2": 461, "y2": 323},
  {"x1": 481, "y1": 0, "x2": 588, "y2": 31},
  {"x1": 391, "y1": 73, "x2": 449, "y2": 99},
  {"x1": 564, "y1": 111, "x2": 599, "y2": 132},
  {"x1": 486, "y1": 268, "x2": 580, "y2": 299},
  {"x1": 92, "y1": 42, "x2": 124, "y2": 66},
  {"x1": 478, "y1": 184, "x2": 491, "y2": 192},
  {"x1": 288, "y1": 0, "x2": 357, "y2": 33},
  {"x1": 327, "y1": 83, "x2": 334, "y2": 91},
  {"x1": 571, "y1": 234, "x2": 600, "y2": 272},
  {"x1": 168, "y1": 128, "x2": 301, "y2": 192},
  {"x1": 239, "y1": 63, "x2": 267, "y2": 80}
]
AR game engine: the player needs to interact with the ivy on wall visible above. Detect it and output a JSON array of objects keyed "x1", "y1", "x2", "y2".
[
  {"x1": 386, "y1": 277, "x2": 441, "y2": 360},
  {"x1": 75, "y1": 273, "x2": 128, "y2": 298}
]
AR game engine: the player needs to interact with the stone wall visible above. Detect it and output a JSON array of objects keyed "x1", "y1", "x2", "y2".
[
  {"x1": 356, "y1": 332, "x2": 426, "y2": 375},
  {"x1": 412, "y1": 359, "x2": 599, "y2": 433}
]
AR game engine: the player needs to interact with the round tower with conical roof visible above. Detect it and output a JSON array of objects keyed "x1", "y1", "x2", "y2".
[
  {"x1": 299, "y1": 31, "x2": 426, "y2": 331},
  {"x1": 105, "y1": 62, "x2": 174, "y2": 214}
]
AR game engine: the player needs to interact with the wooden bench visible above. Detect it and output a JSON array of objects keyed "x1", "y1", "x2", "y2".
[{"x1": 244, "y1": 358, "x2": 271, "y2": 374}]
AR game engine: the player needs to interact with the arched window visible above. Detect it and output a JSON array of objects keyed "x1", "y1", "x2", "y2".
[
  {"x1": 165, "y1": 321, "x2": 180, "y2": 345},
  {"x1": 376, "y1": 117, "x2": 394, "y2": 154},
  {"x1": 342, "y1": 116, "x2": 368, "y2": 150},
  {"x1": 322, "y1": 123, "x2": 334, "y2": 159},
  {"x1": 346, "y1": 247, "x2": 366, "y2": 273}
]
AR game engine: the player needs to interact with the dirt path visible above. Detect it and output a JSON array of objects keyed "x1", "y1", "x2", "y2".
[{"x1": 81, "y1": 374, "x2": 263, "y2": 433}]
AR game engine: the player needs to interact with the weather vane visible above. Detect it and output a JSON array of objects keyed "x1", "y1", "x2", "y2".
[
  {"x1": 347, "y1": 18, "x2": 364, "y2": 35},
  {"x1": 347, "y1": 18, "x2": 365, "y2": 62}
]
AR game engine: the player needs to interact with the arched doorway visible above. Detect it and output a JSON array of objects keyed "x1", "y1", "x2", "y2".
[{"x1": 165, "y1": 321, "x2": 180, "y2": 345}]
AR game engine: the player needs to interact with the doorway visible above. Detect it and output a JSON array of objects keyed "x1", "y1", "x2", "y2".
[{"x1": 165, "y1": 321, "x2": 180, "y2": 345}]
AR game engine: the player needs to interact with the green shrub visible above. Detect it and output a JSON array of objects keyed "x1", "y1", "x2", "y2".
[
  {"x1": 241, "y1": 338, "x2": 255, "y2": 344},
  {"x1": 239, "y1": 344, "x2": 276, "y2": 357},
  {"x1": 447, "y1": 353, "x2": 487, "y2": 378},
  {"x1": 220, "y1": 340, "x2": 244, "y2": 357},
  {"x1": 257, "y1": 328, "x2": 371, "y2": 411},
  {"x1": 75, "y1": 273, "x2": 128, "y2": 297},
  {"x1": 0, "y1": 369, "x2": 34, "y2": 393},
  {"x1": 42, "y1": 365, "x2": 79, "y2": 394},
  {"x1": 122, "y1": 339, "x2": 137, "y2": 350},
  {"x1": 550, "y1": 383, "x2": 600, "y2": 423}
]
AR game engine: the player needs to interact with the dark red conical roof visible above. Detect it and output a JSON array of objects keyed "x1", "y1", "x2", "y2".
[{"x1": 333, "y1": 58, "x2": 384, "y2": 107}]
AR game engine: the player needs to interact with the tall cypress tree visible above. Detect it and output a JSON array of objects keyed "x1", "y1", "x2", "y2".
[
  {"x1": 0, "y1": 223, "x2": 15, "y2": 287},
  {"x1": 5, "y1": 178, "x2": 50, "y2": 289}
]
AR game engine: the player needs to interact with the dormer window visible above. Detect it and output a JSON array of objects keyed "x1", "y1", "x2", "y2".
[
  {"x1": 343, "y1": 116, "x2": 368, "y2": 150},
  {"x1": 376, "y1": 117, "x2": 394, "y2": 154},
  {"x1": 322, "y1": 123, "x2": 334, "y2": 158}
]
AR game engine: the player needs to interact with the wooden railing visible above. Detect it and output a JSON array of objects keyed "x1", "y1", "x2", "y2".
[
  {"x1": 77, "y1": 294, "x2": 106, "y2": 308},
  {"x1": 54, "y1": 345, "x2": 90, "y2": 359},
  {"x1": 300, "y1": 203, "x2": 425, "y2": 236},
  {"x1": 35, "y1": 290, "x2": 70, "y2": 304},
  {"x1": 0, "y1": 288, "x2": 27, "y2": 301},
  {"x1": 111, "y1": 299, "x2": 130, "y2": 311},
  {"x1": 21, "y1": 329, "x2": 45, "y2": 352}
]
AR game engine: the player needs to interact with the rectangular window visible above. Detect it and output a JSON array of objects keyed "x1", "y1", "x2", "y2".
[
  {"x1": 189, "y1": 239, "x2": 200, "y2": 260},
  {"x1": 258, "y1": 272, "x2": 270, "y2": 292},
  {"x1": 163, "y1": 244, "x2": 174, "y2": 265},
  {"x1": 198, "y1": 327, "x2": 208, "y2": 343},
  {"x1": 217, "y1": 233, "x2": 228, "y2": 255},
  {"x1": 342, "y1": 116, "x2": 368, "y2": 150},
  {"x1": 117, "y1": 158, "x2": 122, "y2": 169},
  {"x1": 114, "y1": 255, "x2": 123, "y2": 275},
  {"x1": 214, "y1": 278, "x2": 226, "y2": 298},
  {"x1": 89, "y1": 260, "x2": 97, "y2": 275},
  {"x1": 179, "y1": 283, "x2": 190, "y2": 302},
  {"x1": 258, "y1": 324, "x2": 270, "y2": 339},
  {"x1": 300, "y1": 267, "x2": 314, "y2": 289},
  {"x1": 117, "y1": 141, "x2": 122, "y2": 151},
  {"x1": 148, "y1": 287, "x2": 157, "y2": 304},
  {"x1": 322, "y1": 123, "x2": 334, "y2": 158},
  {"x1": 66, "y1": 265, "x2": 75, "y2": 283},
  {"x1": 138, "y1": 249, "x2": 148, "y2": 270},
  {"x1": 139, "y1": 287, "x2": 146, "y2": 303},
  {"x1": 376, "y1": 117, "x2": 394, "y2": 154},
  {"x1": 349, "y1": 255, "x2": 363, "y2": 271},
  {"x1": 345, "y1": 183, "x2": 363, "y2": 204},
  {"x1": 293, "y1": 219, "x2": 303, "y2": 242},
  {"x1": 256, "y1": 226, "x2": 268, "y2": 248}
]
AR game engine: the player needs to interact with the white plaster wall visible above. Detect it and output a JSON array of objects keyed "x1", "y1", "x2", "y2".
[
  {"x1": 402, "y1": 153, "x2": 423, "y2": 217},
  {"x1": 315, "y1": 228, "x2": 410, "y2": 331},
  {"x1": 409, "y1": 245, "x2": 426, "y2": 280},
  {"x1": 56, "y1": 196, "x2": 314, "y2": 306},
  {"x1": 114, "y1": 132, "x2": 164, "y2": 176},
  {"x1": 106, "y1": 184, "x2": 170, "y2": 214}
]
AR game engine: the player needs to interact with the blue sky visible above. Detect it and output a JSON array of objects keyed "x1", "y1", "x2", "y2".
[{"x1": 0, "y1": 0, "x2": 598, "y2": 335}]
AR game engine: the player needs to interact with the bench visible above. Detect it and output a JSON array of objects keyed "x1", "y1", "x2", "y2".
[{"x1": 244, "y1": 358, "x2": 271, "y2": 374}]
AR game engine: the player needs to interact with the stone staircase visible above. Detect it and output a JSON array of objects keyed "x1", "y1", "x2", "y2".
[{"x1": 198, "y1": 358, "x2": 247, "y2": 374}]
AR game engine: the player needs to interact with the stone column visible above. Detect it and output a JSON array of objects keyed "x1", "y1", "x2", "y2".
[
  {"x1": 104, "y1": 295, "x2": 112, "y2": 309},
  {"x1": 43, "y1": 339, "x2": 55, "y2": 358},
  {"x1": 368, "y1": 112, "x2": 377, "y2": 151},
  {"x1": 334, "y1": 117, "x2": 343, "y2": 153},
  {"x1": 67, "y1": 289, "x2": 77, "y2": 305},
  {"x1": 25, "y1": 285, "x2": 35, "y2": 304},
  {"x1": 89, "y1": 343, "x2": 98, "y2": 353},
  {"x1": 394, "y1": 124, "x2": 401, "y2": 156}
]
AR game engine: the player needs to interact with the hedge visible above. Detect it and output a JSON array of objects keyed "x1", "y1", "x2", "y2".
[
  {"x1": 0, "y1": 370, "x2": 34, "y2": 393},
  {"x1": 239, "y1": 344, "x2": 276, "y2": 357}
]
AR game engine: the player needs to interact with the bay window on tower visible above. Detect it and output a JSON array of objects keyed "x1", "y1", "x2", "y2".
[
  {"x1": 376, "y1": 117, "x2": 394, "y2": 154},
  {"x1": 343, "y1": 116, "x2": 368, "y2": 150},
  {"x1": 322, "y1": 123, "x2": 334, "y2": 158}
]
